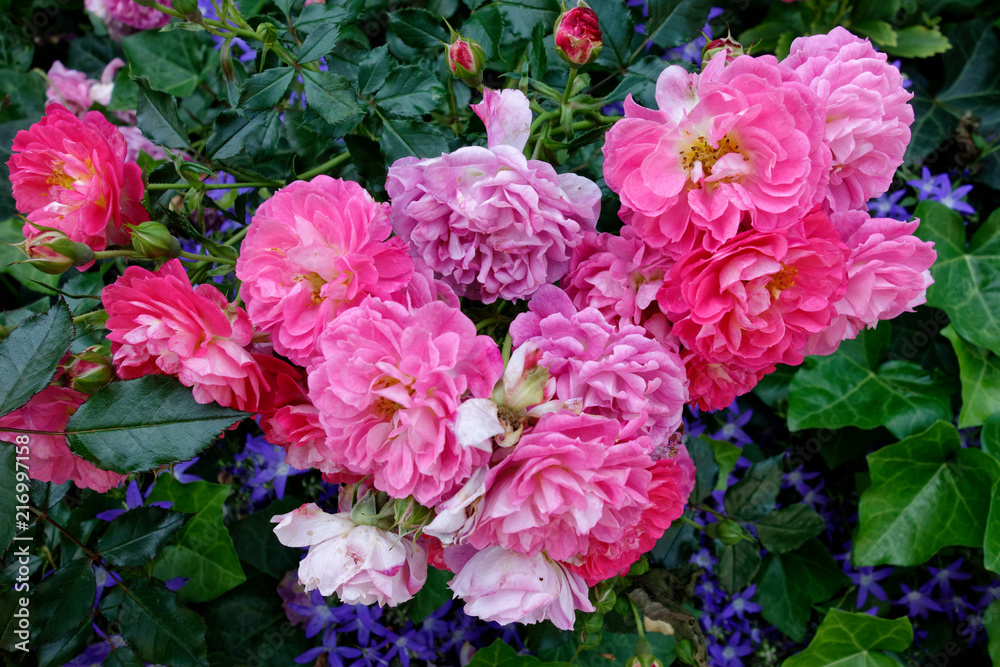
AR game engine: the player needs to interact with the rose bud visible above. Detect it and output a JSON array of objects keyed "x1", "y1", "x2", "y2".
[
  {"x1": 14, "y1": 230, "x2": 93, "y2": 275},
  {"x1": 702, "y1": 32, "x2": 744, "y2": 65},
  {"x1": 63, "y1": 346, "x2": 115, "y2": 394},
  {"x1": 446, "y1": 29, "x2": 486, "y2": 88},
  {"x1": 554, "y1": 1, "x2": 603, "y2": 68},
  {"x1": 127, "y1": 221, "x2": 181, "y2": 258}
]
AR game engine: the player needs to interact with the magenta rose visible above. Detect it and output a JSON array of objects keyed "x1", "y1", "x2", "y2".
[{"x1": 554, "y1": 4, "x2": 603, "y2": 67}]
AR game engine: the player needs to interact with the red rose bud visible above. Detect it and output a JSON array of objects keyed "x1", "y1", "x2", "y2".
[
  {"x1": 554, "y1": 2, "x2": 603, "y2": 68},
  {"x1": 14, "y1": 230, "x2": 91, "y2": 275},
  {"x1": 702, "y1": 32, "x2": 744, "y2": 65},
  {"x1": 446, "y1": 32, "x2": 486, "y2": 87},
  {"x1": 128, "y1": 221, "x2": 181, "y2": 258},
  {"x1": 64, "y1": 347, "x2": 115, "y2": 394}
]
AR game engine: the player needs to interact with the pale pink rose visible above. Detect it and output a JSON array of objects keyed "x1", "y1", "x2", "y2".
[
  {"x1": 602, "y1": 53, "x2": 830, "y2": 258},
  {"x1": 44, "y1": 62, "x2": 94, "y2": 116},
  {"x1": 88, "y1": 59, "x2": 126, "y2": 108},
  {"x1": 86, "y1": 0, "x2": 171, "y2": 32},
  {"x1": 683, "y1": 350, "x2": 773, "y2": 412},
  {"x1": 103, "y1": 259, "x2": 271, "y2": 412},
  {"x1": 804, "y1": 210, "x2": 935, "y2": 356},
  {"x1": 783, "y1": 27, "x2": 914, "y2": 211},
  {"x1": 272, "y1": 503, "x2": 427, "y2": 606},
  {"x1": 118, "y1": 126, "x2": 168, "y2": 162},
  {"x1": 472, "y1": 88, "x2": 532, "y2": 151},
  {"x1": 562, "y1": 229, "x2": 674, "y2": 328},
  {"x1": 571, "y1": 450, "x2": 693, "y2": 585},
  {"x1": 386, "y1": 90, "x2": 601, "y2": 303},
  {"x1": 449, "y1": 546, "x2": 594, "y2": 630},
  {"x1": 660, "y1": 208, "x2": 849, "y2": 371},
  {"x1": 8, "y1": 104, "x2": 147, "y2": 255},
  {"x1": 510, "y1": 285, "x2": 688, "y2": 444},
  {"x1": 0, "y1": 386, "x2": 125, "y2": 492},
  {"x1": 237, "y1": 176, "x2": 413, "y2": 368},
  {"x1": 469, "y1": 411, "x2": 652, "y2": 561},
  {"x1": 308, "y1": 297, "x2": 503, "y2": 506}
]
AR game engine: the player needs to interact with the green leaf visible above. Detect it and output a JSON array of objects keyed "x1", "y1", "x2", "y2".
[
  {"x1": 118, "y1": 579, "x2": 208, "y2": 667},
  {"x1": 936, "y1": 21, "x2": 1000, "y2": 129},
  {"x1": 755, "y1": 540, "x2": 848, "y2": 642},
  {"x1": 148, "y1": 476, "x2": 246, "y2": 602},
  {"x1": 135, "y1": 79, "x2": 192, "y2": 150},
  {"x1": 756, "y1": 504, "x2": 825, "y2": 554},
  {"x1": 724, "y1": 456, "x2": 782, "y2": 522},
  {"x1": 389, "y1": 8, "x2": 448, "y2": 50},
  {"x1": 853, "y1": 421, "x2": 1000, "y2": 566},
  {"x1": 467, "y1": 639, "x2": 570, "y2": 666},
  {"x1": 98, "y1": 507, "x2": 188, "y2": 568},
  {"x1": 230, "y1": 496, "x2": 302, "y2": 579},
  {"x1": 884, "y1": 25, "x2": 950, "y2": 58},
  {"x1": 704, "y1": 436, "x2": 741, "y2": 491},
  {"x1": 851, "y1": 21, "x2": 897, "y2": 47},
  {"x1": 985, "y1": 480, "x2": 1000, "y2": 575},
  {"x1": 986, "y1": 600, "x2": 1000, "y2": 664},
  {"x1": 788, "y1": 327, "x2": 954, "y2": 439},
  {"x1": 917, "y1": 201, "x2": 1000, "y2": 356},
  {"x1": 381, "y1": 118, "x2": 451, "y2": 163},
  {"x1": 589, "y1": 0, "x2": 634, "y2": 69},
  {"x1": 942, "y1": 326, "x2": 1000, "y2": 428},
  {"x1": 206, "y1": 109, "x2": 279, "y2": 160},
  {"x1": 606, "y1": 55, "x2": 670, "y2": 107},
  {"x1": 302, "y1": 69, "x2": 363, "y2": 127},
  {"x1": 31, "y1": 558, "x2": 94, "y2": 645},
  {"x1": 358, "y1": 45, "x2": 392, "y2": 96},
  {"x1": 784, "y1": 609, "x2": 913, "y2": 667},
  {"x1": 528, "y1": 22, "x2": 548, "y2": 80},
  {"x1": 238, "y1": 67, "x2": 296, "y2": 110},
  {"x1": 408, "y1": 567, "x2": 454, "y2": 623},
  {"x1": 297, "y1": 21, "x2": 342, "y2": 63},
  {"x1": 375, "y1": 66, "x2": 445, "y2": 117},
  {"x1": 463, "y1": 5, "x2": 505, "y2": 61},
  {"x1": 65, "y1": 375, "x2": 248, "y2": 474},
  {"x1": 121, "y1": 30, "x2": 210, "y2": 97},
  {"x1": 0, "y1": 447, "x2": 15, "y2": 552},
  {"x1": 646, "y1": 0, "x2": 713, "y2": 49},
  {"x1": 686, "y1": 435, "x2": 718, "y2": 504},
  {"x1": 983, "y1": 412, "x2": 1000, "y2": 460},
  {"x1": 0, "y1": 301, "x2": 73, "y2": 417},
  {"x1": 651, "y1": 516, "x2": 698, "y2": 569},
  {"x1": 491, "y1": 0, "x2": 559, "y2": 39},
  {"x1": 717, "y1": 538, "x2": 761, "y2": 593}
]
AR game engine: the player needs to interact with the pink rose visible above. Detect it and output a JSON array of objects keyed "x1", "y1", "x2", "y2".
[
  {"x1": 510, "y1": 285, "x2": 688, "y2": 444},
  {"x1": 8, "y1": 104, "x2": 148, "y2": 255},
  {"x1": 386, "y1": 89, "x2": 601, "y2": 303},
  {"x1": 683, "y1": 351, "x2": 773, "y2": 412},
  {"x1": 469, "y1": 411, "x2": 652, "y2": 561},
  {"x1": 0, "y1": 386, "x2": 126, "y2": 492},
  {"x1": 237, "y1": 176, "x2": 413, "y2": 367},
  {"x1": 804, "y1": 210, "x2": 935, "y2": 356},
  {"x1": 103, "y1": 259, "x2": 270, "y2": 412},
  {"x1": 86, "y1": 0, "x2": 171, "y2": 32},
  {"x1": 272, "y1": 503, "x2": 427, "y2": 606},
  {"x1": 44, "y1": 62, "x2": 94, "y2": 116},
  {"x1": 660, "y1": 208, "x2": 849, "y2": 371},
  {"x1": 448, "y1": 546, "x2": 594, "y2": 630},
  {"x1": 308, "y1": 297, "x2": 503, "y2": 506},
  {"x1": 602, "y1": 53, "x2": 830, "y2": 257},
  {"x1": 783, "y1": 27, "x2": 914, "y2": 211}
]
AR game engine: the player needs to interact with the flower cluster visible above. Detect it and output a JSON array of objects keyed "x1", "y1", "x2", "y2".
[{"x1": 596, "y1": 27, "x2": 936, "y2": 409}]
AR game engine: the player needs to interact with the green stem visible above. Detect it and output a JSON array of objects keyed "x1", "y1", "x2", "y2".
[
  {"x1": 475, "y1": 317, "x2": 497, "y2": 332},
  {"x1": 561, "y1": 68, "x2": 579, "y2": 106},
  {"x1": 178, "y1": 249, "x2": 235, "y2": 265},
  {"x1": 146, "y1": 181, "x2": 276, "y2": 191},
  {"x1": 296, "y1": 152, "x2": 352, "y2": 181},
  {"x1": 73, "y1": 309, "x2": 108, "y2": 326},
  {"x1": 680, "y1": 515, "x2": 706, "y2": 531},
  {"x1": 92, "y1": 249, "x2": 143, "y2": 260},
  {"x1": 29, "y1": 506, "x2": 101, "y2": 562},
  {"x1": 223, "y1": 227, "x2": 249, "y2": 247}
]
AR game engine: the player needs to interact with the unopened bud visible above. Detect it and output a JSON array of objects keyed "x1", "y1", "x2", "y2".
[
  {"x1": 714, "y1": 518, "x2": 747, "y2": 546},
  {"x1": 15, "y1": 231, "x2": 88, "y2": 275},
  {"x1": 554, "y1": 1, "x2": 603, "y2": 68},
  {"x1": 496, "y1": 342, "x2": 550, "y2": 411},
  {"x1": 173, "y1": 0, "x2": 202, "y2": 18},
  {"x1": 594, "y1": 582, "x2": 616, "y2": 615},
  {"x1": 446, "y1": 29, "x2": 486, "y2": 88},
  {"x1": 627, "y1": 557, "x2": 649, "y2": 577},
  {"x1": 702, "y1": 32, "x2": 743, "y2": 66},
  {"x1": 350, "y1": 489, "x2": 394, "y2": 529},
  {"x1": 128, "y1": 221, "x2": 181, "y2": 258},
  {"x1": 626, "y1": 655, "x2": 663, "y2": 667},
  {"x1": 257, "y1": 22, "x2": 278, "y2": 45},
  {"x1": 220, "y1": 38, "x2": 235, "y2": 82},
  {"x1": 676, "y1": 639, "x2": 697, "y2": 665},
  {"x1": 394, "y1": 496, "x2": 434, "y2": 532},
  {"x1": 64, "y1": 346, "x2": 115, "y2": 394}
]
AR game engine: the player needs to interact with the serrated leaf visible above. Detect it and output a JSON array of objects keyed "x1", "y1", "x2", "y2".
[
  {"x1": 788, "y1": 327, "x2": 954, "y2": 439},
  {"x1": 389, "y1": 8, "x2": 448, "y2": 50},
  {"x1": 0, "y1": 447, "x2": 15, "y2": 553},
  {"x1": 297, "y1": 21, "x2": 342, "y2": 63},
  {"x1": 492, "y1": 0, "x2": 559, "y2": 38},
  {"x1": 380, "y1": 117, "x2": 450, "y2": 163},
  {"x1": 135, "y1": 79, "x2": 192, "y2": 150},
  {"x1": 35, "y1": 618, "x2": 94, "y2": 667},
  {"x1": 206, "y1": 109, "x2": 275, "y2": 160},
  {"x1": 851, "y1": 20, "x2": 897, "y2": 47},
  {"x1": 358, "y1": 45, "x2": 392, "y2": 96},
  {"x1": 646, "y1": 0, "x2": 713, "y2": 49},
  {"x1": 238, "y1": 68, "x2": 296, "y2": 110},
  {"x1": 98, "y1": 507, "x2": 188, "y2": 568},
  {"x1": 854, "y1": 421, "x2": 1000, "y2": 566},
  {"x1": 119, "y1": 579, "x2": 208, "y2": 667},
  {"x1": 463, "y1": 5, "x2": 505, "y2": 61},
  {"x1": 756, "y1": 504, "x2": 825, "y2": 554},
  {"x1": 717, "y1": 538, "x2": 761, "y2": 593},
  {"x1": 590, "y1": 0, "x2": 634, "y2": 69},
  {"x1": 65, "y1": 375, "x2": 248, "y2": 474},
  {"x1": 942, "y1": 326, "x2": 1000, "y2": 428},
  {"x1": 606, "y1": 55, "x2": 670, "y2": 107},
  {"x1": 784, "y1": 609, "x2": 912, "y2": 667},
  {"x1": 528, "y1": 22, "x2": 547, "y2": 79},
  {"x1": 686, "y1": 435, "x2": 718, "y2": 504},
  {"x1": 32, "y1": 558, "x2": 95, "y2": 645},
  {"x1": 375, "y1": 66, "x2": 444, "y2": 117},
  {"x1": 724, "y1": 457, "x2": 782, "y2": 521},
  {"x1": 302, "y1": 69, "x2": 362, "y2": 126},
  {"x1": 121, "y1": 30, "x2": 210, "y2": 97},
  {"x1": 885, "y1": 24, "x2": 950, "y2": 58},
  {"x1": 0, "y1": 301, "x2": 73, "y2": 417},
  {"x1": 755, "y1": 539, "x2": 848, "y2": 642}
]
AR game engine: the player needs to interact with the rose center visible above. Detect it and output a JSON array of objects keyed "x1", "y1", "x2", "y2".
[
  {"x1": 767, "y1": 265, "x2": 799, "y2": 299},
  {"x1": 680, "y1": 135, "x2": 742, "y2": 180}
]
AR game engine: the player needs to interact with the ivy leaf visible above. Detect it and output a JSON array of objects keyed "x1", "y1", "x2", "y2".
[
  {"x1": 755, "y1": 504, "x2": 825, "y2": 554},
  {"x1": 118, "y1": 579, "x2": 208, "y2": 667},
  {"x1": 65, "y1": 375, "x2": 247, "y2": 474},
  {"x1": 754, "y1": 539, "x2": 848, "y2": 642},
  {"x1": 98, "y1": 507, "x2": 188, "y2": 569},
  {"x1": 788, "y1": 326, "x2": 954, "y2": 439},
  {"x1": 0, "y1": 301, "x2": 73, "y2": 417},
  {"x1": 704, "y1": 436, "x2": 740, "y2": 491},
  {"x1": 853, "y1": 421, "x2": 1000, "y2": 566},
  {"x1": 380, "y1": 118, "x2": 451, "y2": 163},
  {"x1": 492, "y1": 0, "x2": 559, "y2": 39},
  {"x1": 784, "y1": 609, "x2": 913, "y2": 667},
  {"x1": 301, "y1": 70, "x2": 363, "y2": 127},
  {"x1": 121, "y1": 30, "x2": 211, "y2": 97},
  {"x1": 884, "y1": 25, "x2": 950, "y2": 58},
  {"x1": 357, "y1": 45, "x2": 392, "y2": 96},
  {"x1": 375, "y1": 67, "x2": 445, "y2": 117},
  {"x1": 407, "y1": 567, "x2": 454, "y2": 623},
  {"x1": 985, "y1": 480, "x2": 1000, "y2": 576},
  {"x1": 717, "y1": 538, "x2": 761, "y2": 594},
  {"x1": 646, "y1": 0, "x2": 713, "y2": 49},
  {"x1": 942, "y1": 326, "x2": 1000, "y2": 428},
  {"x1": 986, "y1": 600, "x2": 1000, "y2": 664},
  {"x1": 983, "y1": 412, "x2": 1000, "y2": 461},
  {"x1": 724, "y1": 457, "x2": 782, "y2": 522},
  {"x1": 467, "y1": 639, "x2": 570, "y2": 666},
  {"x1": 237, "y1": 68, "x2": 296, "y2": 110},
  {"x1": 135, "y1": 79, "x2": 192, "y2": 150},
  {"x1": 148, "y1": 476, "x2": 246, "y2": 602},
  {"x1": 651, "y1": 515, "x2": 698, "y2": 569},
  {"x1": 917, "y1": 201, "x2": 1000, "y2": 356},
  {"x1": 31, "y1": 558, "x2": 95, "y2": 645}
]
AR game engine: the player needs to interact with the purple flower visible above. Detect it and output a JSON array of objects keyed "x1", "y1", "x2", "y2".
[
  {"x1": 295, "y1": 631, "x2": 363, "y2": 667},
  {"x1": 720, "y1": 584, "x2": 762, "y2": 620},
  {"x1": 924, "y1": 557, "x2": 971, "y2": 597},
  {"x1": 711, "y1": 401, "x2": 753, "y2": 446},
  {"x1": 801, "y1": 479, "x2": 828, "y2": 510},
  {"x1": 381, "y1": 626, "x2": 436, "y2": 667},
  {"x1": 691, "y1": 547, "x2": 716, "y2": 572},
  {"x1": 783, "y1": 466, "x2": 821, "y2": 496},
  {"x1": 848, "y1": 566, "x2": 892, "y2": 609},
  {"x1": 868, "y1": 189, "x2": 909, "y2": 220},
  {"x1": 932, "y1": 178, "x2": 975, "y2": 215},
  {"x1": 234, "y1": 434, "x2": 307, "y2": 506},
  {"x1": 941, "y1": 593, "x2": 972, "y2": 622},
  {"x1": 167, "y1": 457, "x2": 202, "y2": 484},
  {"x1": 96, "y1": 479, "x2": 172, "y2": 521},
  {"x1": 907, "y1": 167, "x2": 949, "y2": 201},
  {"x1": 973, "y1": 581, "x2": 1000, "y2": 608},
  {"x1": 896, "y1": 583, "x2": 943, "y2": 618},
  {"x1": 708, "y1": 631, "x2": 754, "y2": 667}
]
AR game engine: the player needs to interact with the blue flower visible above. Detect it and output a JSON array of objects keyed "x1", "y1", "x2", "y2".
[
  {"x1": 848, "y1": 566, "x2": 892, "y2": 609},
  {"x1": 234, "y1": 434, "x2": 308, "y2": 506},
  {"x1": 896, "y1": 583, "x2": 943, "y2": 618},
  {"x1": 924, "y1": 557, "x2": 971, "y2": 597},
  {"x1": 906, "y1": 167, "x2": 949, "y2": 201},
  {"x1": 720, "y1": 584, "x2": 762, "y2": 620},
  {"x1": 711, "y1": 401, "x2": 753, "y2": 446},
  {"x1": 96, "y1": 479, "x2": 172, "y2": 521},
  {"x1": 868, "y1": 189, "x2": 909, "y2": 220},
  {"x1": 708, "y1": 631, "x2": 753, "y2": 667},
  {"x1": 932, "y1": 177, "x2": 975, "y2": 215}
]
